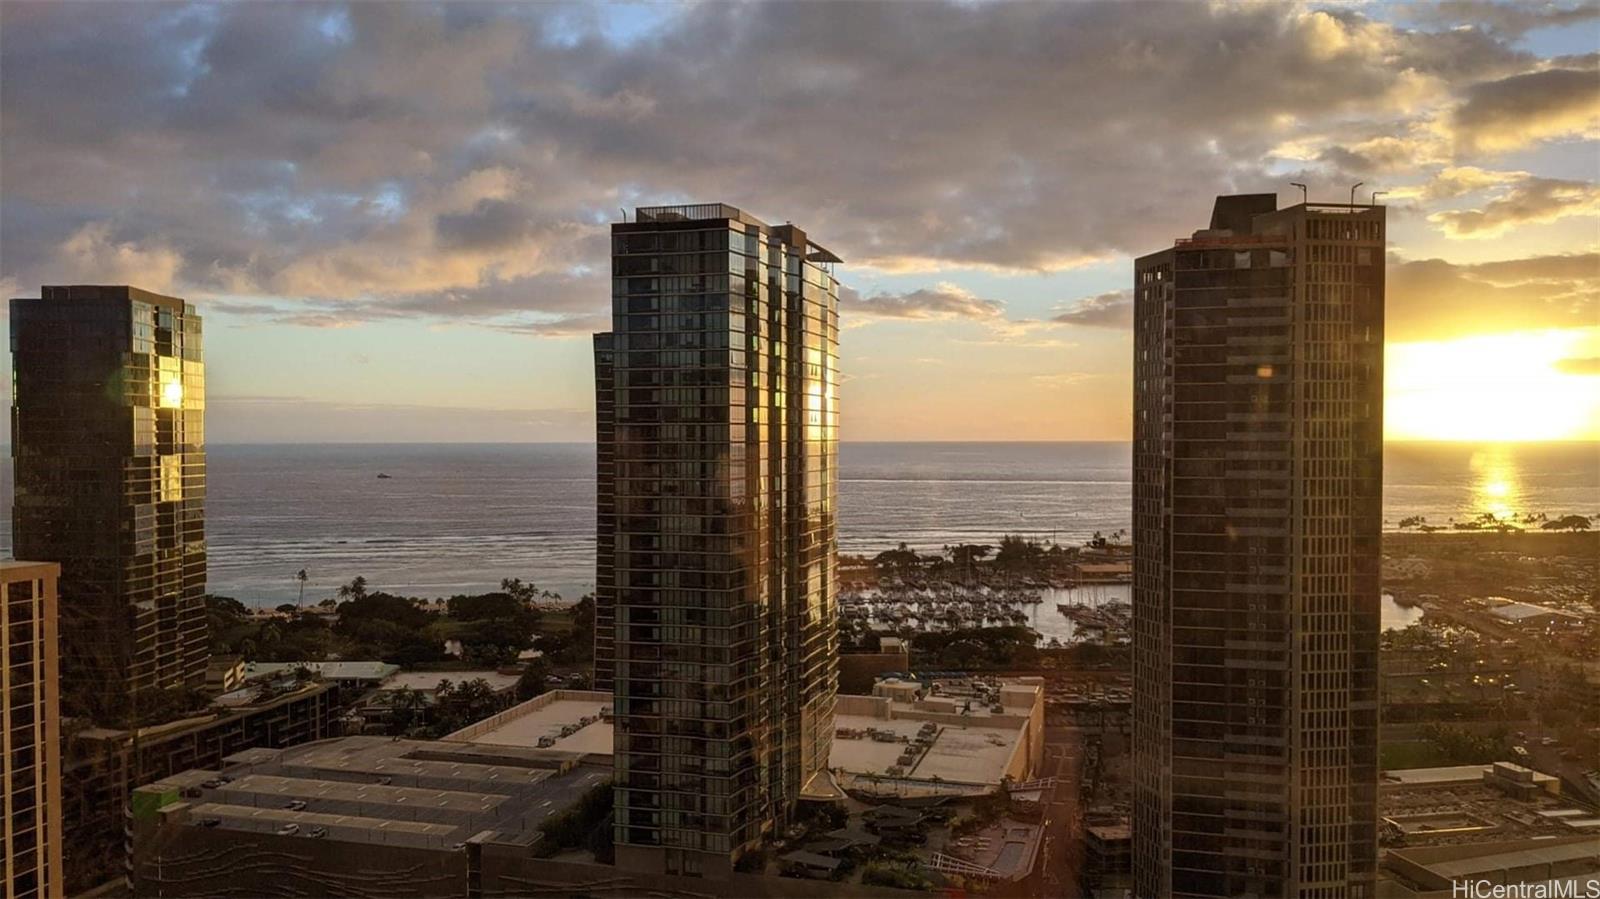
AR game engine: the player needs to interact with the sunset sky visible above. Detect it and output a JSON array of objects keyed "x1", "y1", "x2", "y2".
[{"x1": 1, "y1": 2, "x2": 1596, "y2": 443}]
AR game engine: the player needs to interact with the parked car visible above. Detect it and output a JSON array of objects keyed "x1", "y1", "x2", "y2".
[
  {"x1": 275, "y1": 823, "x2": 299, "y2": 836},
  {"x1": 284, "y1": 800, "x2": 307, "y2": 811},
  {"x1": 307, "y1": 826, "x2": 328, "y2": 839},
  {"x1": 197, "y1": 818, "x2": 222, "y2": 828}
]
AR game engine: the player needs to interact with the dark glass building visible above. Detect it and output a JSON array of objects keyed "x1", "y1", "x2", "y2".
[
  {"x1": 1132, "y1": 196, "x2": 1384, "y2": 898},
  {"x1": 595, "y1": 204, "x2": 840, "y2": 877},
  {"x1": 10, "y1": 285, "x2": 208, "y2": 723}
]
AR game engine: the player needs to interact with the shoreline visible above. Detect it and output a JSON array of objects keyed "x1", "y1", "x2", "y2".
[{"x1": 218, "y1": 527, "x2": 1595, "y2": 609}]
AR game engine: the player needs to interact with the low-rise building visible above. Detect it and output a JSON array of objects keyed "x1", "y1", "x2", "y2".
[
  {"x1": 64, "y1": 678, "x2": 345, "y2": 891},
  {"x1": 1380, "y1": 761, "x2": 1592, "y2": 852},
  {"x1": 128, "y1": 734, "x2": 917, "y2": 898},
  {"x1": 242, "y1": 660, "x2": 399, "y2": 689},
  {"x1": 829, "y1": 677, "x2": 1045, "y2": 799},
  {"x1": 1487, "y1": 600, "x2": 1584, "y2": 629},
  {"x1": 1381, "y1": 836, "x2": 1599, "y2": 898}
]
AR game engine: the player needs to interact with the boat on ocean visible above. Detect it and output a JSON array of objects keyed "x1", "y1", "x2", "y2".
[{"x1": 376, "y1": 473, "x2": 393, "y2": 479}]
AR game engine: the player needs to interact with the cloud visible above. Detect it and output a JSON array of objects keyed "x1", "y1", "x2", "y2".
[
  {"x1": 205, "y1": 394, "x2": 592, "y2": 442},
  {"x1": 54, "y1": 222, "x2": 183, "y2": 292},
  {"x1": 0, "y1": 0, "x2": 1551, "y2": 313},
  {"x1": 1554, "y1": 356, "x2": 1600, "y2": 375},
  {"x1": 1428, "y1": 177, "x2": 1600, "y2": 237},
  {"x1": 208, "y1": 270, "x2": 604, "y2": 334},
  {"x1": 840, "y1": 283, "x2": 1004, "y2": 322},
  {"x1": 1051, "y1": 290, "x2": 1132, "y2": 328},
  {"x1": 1400, "y1": 165, "x2": 1528, "y2": 201},
  {"x1": 1388, "y1": 252, "x2": 1598, "y2": 339},
  {"x1": 1452, "y1": 64, "x2": 1600, "y2": 153},
  {"x1": 435, "y1": 198, "x2": 534, "y2": 251},
  {"x1": 489, "y1": 312, "x2": 611, "y2": 338},
  {"x1": 1400, "y1": 2, "x2": 1600, "y2": 38},
  {"x1": 1032, "y1": 372, "x2": 1101, "y2": 388},
  {"x1": 1318, "y1": 134, "x2": 1449, "y2": 174}
]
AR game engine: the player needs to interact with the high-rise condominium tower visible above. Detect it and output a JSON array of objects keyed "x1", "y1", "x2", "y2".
[
  {"x1": 595, "y1": 203, "x2": 840, "y2": 877},
  {"x1": 1132, "y1": 196, "x2": 1383, "y2": 898},
  {"x1": 1, "y1": 561, "x2": 63, "y2": 899},
  {"x1": 11, "y1": 286, "x2": 208, "y2": 723}
]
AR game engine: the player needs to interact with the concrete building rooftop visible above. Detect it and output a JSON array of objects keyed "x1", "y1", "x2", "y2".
[
  {"x1": 1382, "y1": 836, "x2": 1600, "y2": 897},
  {"x1": 1382, "y1": 764, "x2": 1498, "y2": 786},
  {"x1": 455, "y1": 693, "x2": 613, "y2": 755},
  {"x1": 380, "y1": 670, "x2": 521, "y2": 694},
  {"x1": 1410, "y1": 839, "x2": 1599, "y2": 880},
  {"x1": 1489, "y1": 600, "x2": 1582, "y2": 622},
  {"x1": 831, "y1": 714, "x2": 1020, "y2": 786},
  {"x1": 245, "y1": 660, "x2": 399, "y2": 682},
  {"x1": 1380, "y1": 761, "x2": 1588, "y2": 848},
  {"x1": 136, "y1": 735, "x2": 609, "y2": 850},
  {"x1": 829, "y1": 676, "x2": 1044, "y2": 797}
]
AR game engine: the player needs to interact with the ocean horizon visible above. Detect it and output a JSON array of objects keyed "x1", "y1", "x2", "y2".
[{"x1": 2, "y1": 440, "x2": 1595, "y2": 606}]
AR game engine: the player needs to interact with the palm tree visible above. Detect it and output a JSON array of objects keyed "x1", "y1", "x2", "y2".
[
  {"x1": 391, "y1": 686, "x2": 424, "y2": 734},
  {"x1": 337, "y1": 576, "x2": 368, "y2": 601}
]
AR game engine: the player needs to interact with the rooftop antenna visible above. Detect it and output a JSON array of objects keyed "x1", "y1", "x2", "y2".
[
  {"x1": 1290, "y1": 182, "x2": 1308, "y2": 205},
  {"x1": 1350, "y1": 182, "x2": 1364, "y2": 206},
  {"x1": 1371, "y1": 190, "x2": 1387, "y2": 206}
]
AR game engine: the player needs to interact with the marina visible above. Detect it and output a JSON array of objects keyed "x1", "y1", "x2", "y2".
[
  {"x1": 840, "y1": 582, "x2": 1135, "y2": 648},
  {"x1": 842, "y1": 582, "x2": 1431, "y2": 649}
]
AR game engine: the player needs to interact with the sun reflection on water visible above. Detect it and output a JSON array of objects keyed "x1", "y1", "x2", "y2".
[{"x1": 1468, "y1": 446, "x2": 1523, "y2": 524}]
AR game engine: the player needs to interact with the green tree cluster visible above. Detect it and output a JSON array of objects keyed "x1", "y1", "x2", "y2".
[{"x1": 911, "y1": 625, "x2": 1039, "y2": 670}]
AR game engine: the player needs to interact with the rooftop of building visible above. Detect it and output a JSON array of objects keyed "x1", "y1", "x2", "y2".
[
  {"x1": 243, "y1": 660, "x2": 399, "y2": 682},
  {"x1": 0, "y1": 560, "x2": 60, "y2": 579},
  {"x1": 1380, "y1": 761, "x2": 1593, "y2": 848},
  {"x1": 27, "y1": 284, "x2": 192, "y2": 311},
  {"x1": 831, "y1": 713, "x2": 1020, "y2": 790},
  {"x1": 1141, "y1": 193, "x2": 1384, "y2": 259},
  {"x1": 379, "y1": 670, "x2": 521, "y2": 694},
  {"x1": 81, "y1": 678, "x2": 337, "y2": 741},
  {"x1": 1382, "y1": 761, "x2": 1561, "y2": 789},
  {"x1": 447, "y1": 690, "x2": 614, "y2": 756},
  {"x1": 1489, "y1": 600, "x2": 1583, "y2": 621},
  {"x1": 628, "y1": 202, "x2": 842, "y2": 263},
  {"x1": 1382, "y1": 835, "x2": 1600, "y2": 895},
  {"x1": 829, "y1": 676, "x2": 1043, "y2": 797},
  {"x1": 135, "y1": 735, "x2": 608, "y2": 851}
]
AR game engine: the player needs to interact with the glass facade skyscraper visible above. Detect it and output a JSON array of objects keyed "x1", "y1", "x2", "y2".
[
  {"x1": 10, "y1": 285, "x2": 208, "y2": 724},
  {"x1": 595, "y1": 204, "x2": 840, "y2": 877},
  {"x1": 1, "y1": 561, "x2": 63, "y2": 899},
  {"x1": 1133, "y1": 196, "x2": 1383, "y2": 898}
]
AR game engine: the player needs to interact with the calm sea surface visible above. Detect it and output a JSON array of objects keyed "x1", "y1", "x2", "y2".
[{"x1": 1, "y1": 441, "x2": 1594, "y2": 606}]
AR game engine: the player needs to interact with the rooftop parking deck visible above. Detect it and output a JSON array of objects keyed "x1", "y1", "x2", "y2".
[{"x1": 137, "y1": 735, "x2": 610, "y2": 850}]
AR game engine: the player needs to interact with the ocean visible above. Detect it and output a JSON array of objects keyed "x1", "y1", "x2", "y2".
[{"x1": 1, "y1": 441, "x2": 1594, "y2": 606}]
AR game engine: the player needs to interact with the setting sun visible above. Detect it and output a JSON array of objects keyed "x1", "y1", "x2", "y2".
[{"x1": 1386, "y1": 328, "x2": 1600, "y2": 442}]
